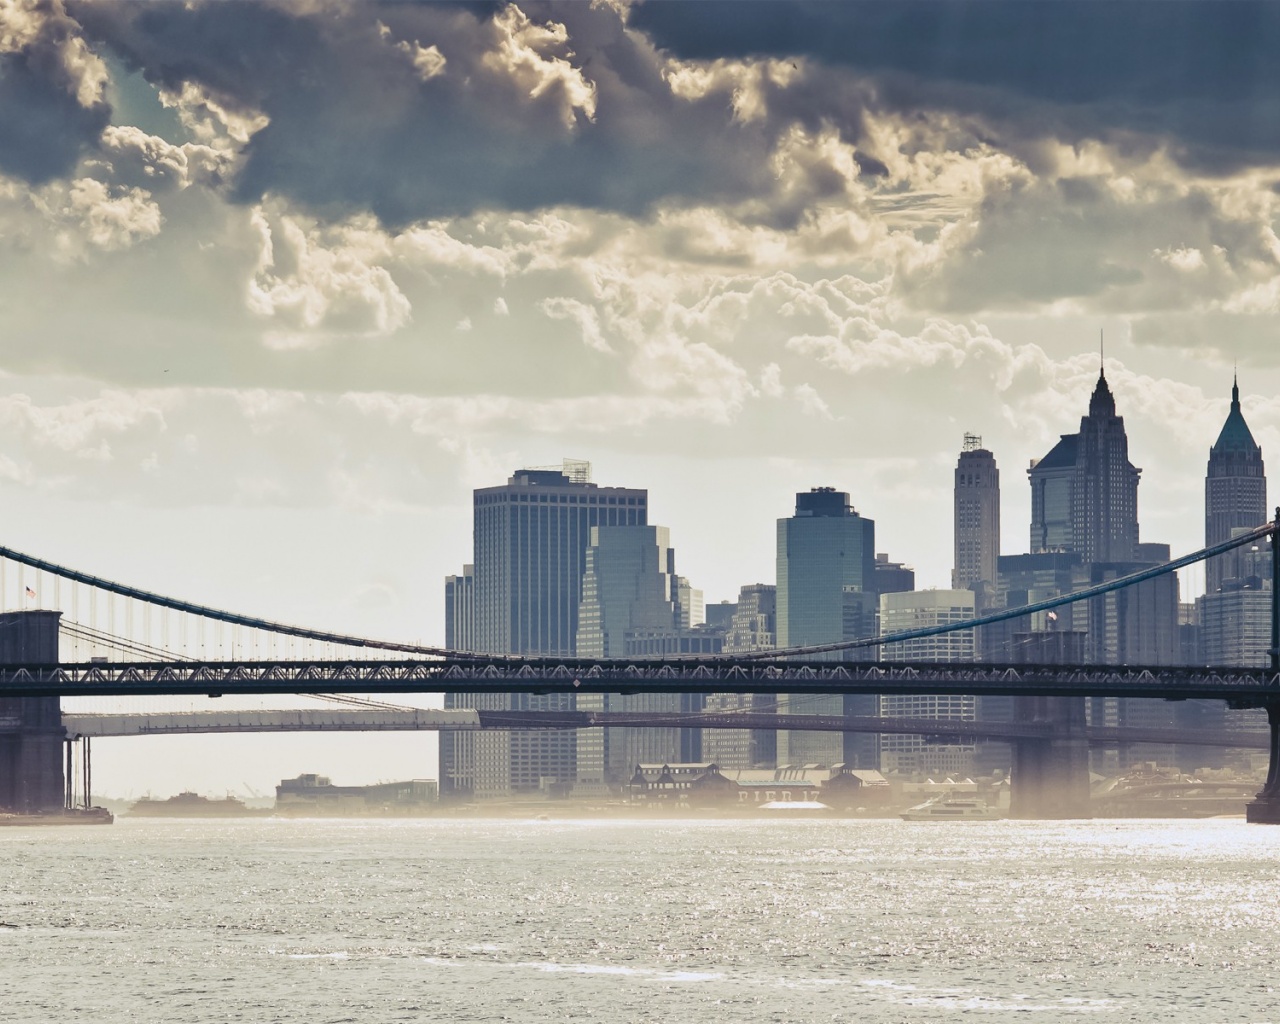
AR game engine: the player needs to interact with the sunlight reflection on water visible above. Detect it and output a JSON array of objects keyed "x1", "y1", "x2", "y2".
[{"x1": 2, "y1": 817, "x2": 1278, "y2": 1022}]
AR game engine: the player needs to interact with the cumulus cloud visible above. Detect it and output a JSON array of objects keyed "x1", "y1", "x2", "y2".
[
  {"x1": 68, "y1": 1, "x2": 781, "y2": 222},
  {"x1": 100, "y1": 124, "x2": 228, "y2": 192},
  {"x1": 483, "y1": 4, "x2": 595, "y2": 129},
  {"x1": 0, "y1": 387, "x2": 171, "y2": 461},
  {"x1": 246, "y1": 205, "x2": 411, "y2": 345},
  {"x1": 3, "y1": 172, "x2": 163, "y2": 261},
  {"x1": 0, "y1": 0, "x2": 110, "y2": 182}
]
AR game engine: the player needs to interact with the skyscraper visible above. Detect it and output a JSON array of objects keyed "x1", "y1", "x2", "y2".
[
  {"x1": 472, "y1": 462, "x2": 647, "y2": 656},
  {"x1": 776, "y1": 488, "x2": 876, "y2": 765},
  {"x1": 777, "y1": 488, "x2": 877, "y2": 649},
  {"x1": 953, "y1": 434, "x2": 1000, "y2": 602},
  {"x1": 575, "y1": 524, "x2": 689, "y2": 784},
  {"x1": 879, "y1": 590, "x2": 977, "y2": 777},
  {"x1": 1029, "y1": 368, "x2": 1140, "y2": 562},
  {"x1": 444, "y1": 565, "x2": 474, "y2": 652},
  {"x1": 440, "y1": 461, "x2": 648, "y2": 800},
  {"x1": 704, "y1": 584, "x2": 778, "y2": 770},
  {"x1": 1026, "y1": 368, "x2": 1177, "y2": 770},
  {"x1": 1192, "y1": 383, "x2": 1270, "y2": 769},
  {"x1": 576, "y1": 525, "x2": 676, "y2": 660},
  {"x1": 1205, "y1": 375, "x2": 1267, "y2": 595}
]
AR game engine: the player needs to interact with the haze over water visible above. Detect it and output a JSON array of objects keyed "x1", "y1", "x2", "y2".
[{"x1": 3, "y1": 818, "x2": 1277, "y2": 1023}]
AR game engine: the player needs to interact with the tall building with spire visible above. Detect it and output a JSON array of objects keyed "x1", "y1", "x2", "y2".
[
  {"x1": 953, "y1": 433, "x2": 1000, "y2": 602},
  {"x1": 1029, "y1": 367, "x2": 1140, "y2": 562},
  {"x1": 1205, "y1": 375, "x2": 1267, "y2": 595}
]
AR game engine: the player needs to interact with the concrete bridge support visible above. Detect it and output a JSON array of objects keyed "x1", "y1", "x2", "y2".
[
  {"x1": 0, "y1": 611, "x2": 65, "y2": 813},
  {"x1": 1007, "y1": 630, "x2": 1091, "y2": 818},
  {"x1": 1245, "y1": 509, "x2": 1280, "y2": 823},
  {"x1": 1009, "y1": 695, "x2": 1092, "y2": 819},
  {"x1": 1245, "y1": 700, "x2": 1280, "y2": 824}
]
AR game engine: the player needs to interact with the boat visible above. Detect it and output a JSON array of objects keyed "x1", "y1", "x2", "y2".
[
  {"x1": 900, "y1": 796, "x2": 1003, "y2": 821},
  {"x1": 126, "y1": 792, "x2": 268, "y2": 818},
  {"x1": 0, "y1": 807, "x2": 114, "y2": 826}
]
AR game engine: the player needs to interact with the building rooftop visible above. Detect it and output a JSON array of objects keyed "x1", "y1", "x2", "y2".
[
  {"x1": 1212, "y1": 376, "x2": 1260, "y2": 454},
  {"x1": 1032, "y1": 433, "x2": 1079, "y2": 472}
]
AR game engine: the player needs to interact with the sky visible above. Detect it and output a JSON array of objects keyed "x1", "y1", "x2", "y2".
[{"x1": 4, "y1": 0, "x2": 1280, "y2": 796}]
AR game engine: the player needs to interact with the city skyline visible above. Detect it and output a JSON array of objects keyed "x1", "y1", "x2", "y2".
[{"x1": 6, "y1": 0, "x2": 1280, "y2": 797}]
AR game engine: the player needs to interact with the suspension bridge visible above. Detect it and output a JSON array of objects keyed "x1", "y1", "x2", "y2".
[{"x1": 2, "y1": 515, "x2": 1279, "y2": 822}]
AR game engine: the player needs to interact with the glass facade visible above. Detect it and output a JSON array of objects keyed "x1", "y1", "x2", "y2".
[
  {"x1": 776, "y1": 489, "x2": 876, "y2": 766},
  {"x1": 440, "y1": 465, "x2": 648, "y2": 799},
  {"x1": 879, "y1": 590, "x2": 977, "y2": 777}
]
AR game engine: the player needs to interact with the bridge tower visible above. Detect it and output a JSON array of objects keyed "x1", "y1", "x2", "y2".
[
  {"x1": 0, "y1": 610, "x2": 65, "y2": 813},
  {"x1": 1008, "y1": 629, "x2": 1091, "y2": 818},
  {"x1": 1245, "y1": 509, "x2": 1280, "y2": 823}
]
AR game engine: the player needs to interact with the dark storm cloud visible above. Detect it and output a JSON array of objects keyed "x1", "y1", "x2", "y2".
[
  {"x1": 0, "y1": 4, "x2": 110, "y2": 184},
  {"x1": 631, "y1": 1, "x2": 1280, "y2": 171},
  {"x1": 69, "y1": 0, "x2": 780, "y2": 225}
]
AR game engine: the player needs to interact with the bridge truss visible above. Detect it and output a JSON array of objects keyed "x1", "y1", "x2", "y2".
[{"x1": 2, "y1": 658, "x2": 1278, "y2": 702}]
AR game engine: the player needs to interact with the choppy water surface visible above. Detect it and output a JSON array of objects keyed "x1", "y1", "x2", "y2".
[{"x1": 2, "y1": 818, "x2": 1278, "y2": 1022}]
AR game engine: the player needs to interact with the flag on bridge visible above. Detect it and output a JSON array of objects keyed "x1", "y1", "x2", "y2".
[{"x1": 24, "y1": 586, "x2": 35, "y2": 599}]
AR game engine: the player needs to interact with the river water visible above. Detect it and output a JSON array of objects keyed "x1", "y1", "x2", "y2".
[{"x1": 2, "y1": 817, "x2": 1278, "y2": 1023}]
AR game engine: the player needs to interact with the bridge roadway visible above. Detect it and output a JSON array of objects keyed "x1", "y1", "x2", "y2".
[
  {"x1": 57, "y1": 708, "x2": 1269, "y2": 749},
  {"x1": 4, "y1": 658, "x2": 1280, "y2": 701}
]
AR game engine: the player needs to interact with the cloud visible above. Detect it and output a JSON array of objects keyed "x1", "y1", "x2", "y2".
[
  {"x1": 100, "y1": 124, "x2": 228, "y2": 191},
  {"x1": 69, "y1": 1, "x2": 781, "y2": 223},
  {"x1": 632, "y1": 1, "x2": 1280, "y2": 174},
  {"x1": 0, "y1": 387, "x2": 171, "y2": 461},
  {"x1": 0, "y1": 0, "x2": 110, "y2": 183},
  {"x1": 247, "y1": 205, "x2": 411, "y2": 345},
  {"x1": 483, "y1": 3, "x2": 596, "y2": 129}
]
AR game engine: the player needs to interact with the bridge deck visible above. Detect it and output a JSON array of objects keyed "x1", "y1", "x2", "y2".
[
  {"x1": 5, "y1": 659, "x2": 1280, "y2": 701},
  {"x1": 55, "y1": 708, "x2": 1270, "y2": 749}
]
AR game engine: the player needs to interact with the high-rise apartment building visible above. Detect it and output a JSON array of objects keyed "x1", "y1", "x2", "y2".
[
  {"x1": 953, "y1": 434, "x2": 1000, "y2": 603},
  {"x1": 776, "y1": 488, "x2": 876, "y2": 765},
  {"x1": 440, "y1": 461, "x2": 648, "y2": 800},
  {"x1": 879, "y1": 589, "x2": 977, "y2": 777},
  {"x1": 1205, "y1": 376, "x2": 1267, "y2": 595},
  {"x1": 1029, "y1": 369, "x2": 1140, "y2": 562}
]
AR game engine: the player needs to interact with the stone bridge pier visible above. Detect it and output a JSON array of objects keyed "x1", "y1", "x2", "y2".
[
  {"x1": 0, "y1": 610, "x2": 65, "y2": 813},
  {"x1": 1009, "y1": 695, "x2": 1091, "y2": 818},
  {"x1": 1007, "y1": 629, "x2": 1091, "y2": 819},
  {"x1": 1245, "y1": 508, "x2": 1280, "y2": 824},
  {"x1": 1245, "y1": 699, "x2": 1280, "y2": 824}
]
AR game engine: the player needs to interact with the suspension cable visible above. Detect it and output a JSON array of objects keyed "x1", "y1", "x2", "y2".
[
  {"x1": 740, "y1": 520, "x2": 1277, "y2": 660},
  {"x1": 0, "y1": 544, "x2": 475, "y2": 658},
  {"x1": 10, "y1": 519, "x2": 1276, "y2": 666}
]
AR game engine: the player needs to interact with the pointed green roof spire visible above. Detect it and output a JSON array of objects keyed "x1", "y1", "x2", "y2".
[{"x1": 1212, "y1": 373, "x2": 1258, "y2": 452}]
